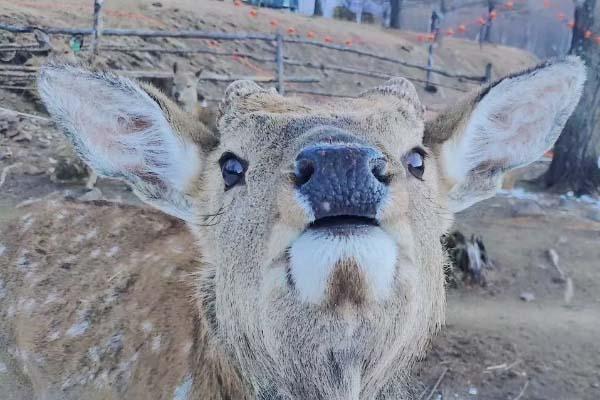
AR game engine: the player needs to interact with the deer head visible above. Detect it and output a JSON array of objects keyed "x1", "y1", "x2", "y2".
[
  {"x1": 171, "y1": 62, "x2": 204, "y2": 113},
  {"x1": 38, "y1": 57, "x2": 584, "y2": 399}
]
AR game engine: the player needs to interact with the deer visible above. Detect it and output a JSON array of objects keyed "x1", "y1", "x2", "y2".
[
  {"x1": 171, "y1": 62, "x2": 218, "y2": 133},
  {"x1": 0, "y1": 57, "x2": 584, "y2": 399}
]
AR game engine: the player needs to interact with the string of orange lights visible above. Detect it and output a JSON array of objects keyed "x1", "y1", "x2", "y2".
[{"x1": 237, "y1": 0, "x2": 600, "y2": 47}]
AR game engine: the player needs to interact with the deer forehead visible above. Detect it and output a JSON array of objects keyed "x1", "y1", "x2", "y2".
[{"x1": 216, "y1": 95, "x2": 425, "y2": 158}]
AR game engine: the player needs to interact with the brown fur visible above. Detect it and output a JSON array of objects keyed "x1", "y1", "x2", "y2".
[{"x1": 0, "y1": 58, "x2": 585, "y2": 399}]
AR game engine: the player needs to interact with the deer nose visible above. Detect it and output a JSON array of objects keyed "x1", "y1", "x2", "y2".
[
  {"x1": 174, "y1": 92, "x2": 180, "y2": 100},
  {"x1": 294, "y1": 143, "x2": 389, "y2": 220}
]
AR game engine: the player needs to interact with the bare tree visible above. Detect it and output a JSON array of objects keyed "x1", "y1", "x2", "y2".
[
  {"x1": 544, "y1": 0, "x2": 600, "y2": 194},
  {"x1": 390, "y1": 0, "x2": 404, "y2": 29}
]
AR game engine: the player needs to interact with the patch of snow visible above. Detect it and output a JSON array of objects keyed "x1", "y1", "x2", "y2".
[
  {"x1": 66, "y1": 320, "x2": 90, "y2": 337},
  {"x1": 141, "y1": 321, "x2": 153, "y2": 333},
  {"x1": 106, "y1": 246, "x2": 120, "y2": 257},
  {"x1": 497, "y1": 188, "x2": 541, "y2": 201},
  {"x1": 173, "y1": 374, "x2": 193, "y2": 400},
  {"x1": 85, "y1": 228, "x2": 98, "y2": 240},
  {"x1": 151, "y1": 335, "x2": 162, "y2": 352}
]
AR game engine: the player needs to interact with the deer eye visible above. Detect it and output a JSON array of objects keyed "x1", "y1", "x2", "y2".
[
  {"x1": 219, "y1": 153, "x2": 247, "y2": 190},
  {"x1": 406, "y1": 148, "x2": 426, "y2": 180}
]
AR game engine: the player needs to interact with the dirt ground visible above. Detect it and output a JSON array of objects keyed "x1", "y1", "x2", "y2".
[{"x1": 1, "y1": 1, "x2": 599, "y2": 399}]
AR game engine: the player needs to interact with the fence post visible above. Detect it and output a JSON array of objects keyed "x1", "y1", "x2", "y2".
[
  {"x1": 90, "y1": 0, "x2": 104, "y2": 62},
  {"x1": 275, "y1": 30, "x2": 285, "y2": 95},
  {"x1": 479, "y1": 0, "x2": 495, "y2": 47},
  {"x1": 484, "y1": 63, "x2": 492, "y2": 84},
  {"x1": 425, "y1": 11, "x2": 440, "y2": 93}
]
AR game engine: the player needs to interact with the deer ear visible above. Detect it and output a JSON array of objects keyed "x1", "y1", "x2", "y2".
[
  {"x1": 38, "y1": 63, "x2": 213, "y2": 221},
  {"x1": 426, "y1": 57, "x2": 586, "y2": 212}
]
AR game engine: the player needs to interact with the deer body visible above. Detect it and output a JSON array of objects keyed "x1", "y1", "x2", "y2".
[{"x1": 0, "y1": 58, "x2": 585, "y2": 399}]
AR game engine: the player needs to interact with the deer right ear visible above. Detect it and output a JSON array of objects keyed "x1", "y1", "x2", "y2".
[
  {"x1": 38, "y1": 63, "x2": 213, "y2": 221},
  {"x1": 426, "y1": 57, "x2": 586, "y2": 212}
]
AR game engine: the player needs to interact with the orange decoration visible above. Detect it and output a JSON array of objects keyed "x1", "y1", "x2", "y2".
[
  {"x1": 557, "y1": 12, "x2": 566, "y2": 21},
  {"x1": 489, "y1": 10, "x2": 497, "y2": 20},
  {"x1": 344, "y1": 39, "x2": 353, "y2": 46},
  {"x1": 567, "y1": 20, "x2": 575, "y2": 29},
  {"x1": 324, "y1": 36, "x2": 333, "y2": 43},
  {"x1": 478, "y1": 17, "x2": 487, "y2": 25},
  {"x1": 458, "y1": 24, "x2": 467, "y2": 33},
  {"x1": 234, "y1": 0, "x2": 242, "y2": 6},
  {"x1": 307, "y1": 31, "x2": 316, "y2": 39},
  {"x1": 287, "y1": 27, "x2": 296, "y2": 34},
  {"x1": 270, "y1": 20, "x2": 279, "y2": 27},
  {"x1": 596, "y1": 36, "x2": 600, "y2": 45},
  {"x1": 427, "y1": 33, "x2": 436, "y2": 42},
  {"x1": 543, "y1": 0, "x2": 551, "y2": 8},
  {"x1": 585, "y1": 30, "x2": 593, "y2": 39},
  {"x1": 417, "y1": 34, "x2": 425, "y2": 42},
  {"x1": 446, "y1": 28, "x2": 455, "y2": 36},
  {"x1": 505, "y1": 1, "x2": 514, "y2": 9},
  {"x1": 249, "y1": 9, "x2": 258, "y2": 17}
]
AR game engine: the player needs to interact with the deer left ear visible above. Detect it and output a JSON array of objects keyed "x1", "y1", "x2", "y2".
[
  {"x1": 38, "y1": 63, "x2": 214, "y2": 221},
  {"x1": 427, "y1": 56, "x2": 586, "y2": 212}
]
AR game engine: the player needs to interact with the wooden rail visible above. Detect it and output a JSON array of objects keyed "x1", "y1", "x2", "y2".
[{"x1": 0, "y1": 16, "x2": 490, "y2": 96}]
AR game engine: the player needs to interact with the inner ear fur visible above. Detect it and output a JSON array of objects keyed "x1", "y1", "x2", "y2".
[{"x1": 424, "y1": 56, "x2": 586, "y2": 212}]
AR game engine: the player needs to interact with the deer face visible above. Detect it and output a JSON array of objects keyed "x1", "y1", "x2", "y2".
[
  {"x1": 38, "y1": 58, "x2": 585, "y2": 399},
  {"x1": 171, "y1": 62, "x2": 201, "y2": 113}
]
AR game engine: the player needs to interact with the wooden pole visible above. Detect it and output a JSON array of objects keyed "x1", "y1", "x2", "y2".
[
  {"x1": 484, "y1": 63, "x2": 492, "y2": 84},
  {"x1": 90, "y1": 0, "x2": 104, "y2": 62},
  {"x1": 480, "y1": 0, "x2": 495, "y2": 47},
  {"x1": 275, "y1": 30, "x2": 285, "y2": 95},
  {"x1": 425, "y1": 11, "x2": 441, "y2": 93}
]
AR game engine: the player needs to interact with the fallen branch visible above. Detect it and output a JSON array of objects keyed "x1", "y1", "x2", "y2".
[
  {"x1": 0, "y1": 65, "x2": 40, "y2": 73},
  {"x1": 0, "y1": 43, "x2": 50, "y2": 53},
  {"x1": 0, "y1": 163, "x2": 22, "y2": 189},
  {"x1": 512, "y1": 380, "x2": 530, "y2": 400},
  {"x1": 421, "y1": 367, "x2": 448, "y2": 400},
  {"x1": 546, "y1": 248, "x2": 567, "y2": 281},
  {"x1": 0, "y1": 85, "x2": 37, "y2": 90},
  {"x1": 0, "y1": 106, "x2": 51, "y2": 122}
]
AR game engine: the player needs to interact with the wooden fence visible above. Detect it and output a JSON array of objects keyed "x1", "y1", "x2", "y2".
[{"x1": 0, "y1": 3, "x2": 492, "y2": 98}]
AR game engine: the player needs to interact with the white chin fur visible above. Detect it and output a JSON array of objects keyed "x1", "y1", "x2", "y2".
[{"x1": 289, "y1": 227, "x2": 398, "y2": 304}]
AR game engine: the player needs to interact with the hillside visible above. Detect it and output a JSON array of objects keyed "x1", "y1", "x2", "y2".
[{"x1": 0, "y1": 0, "x2": 538, "y2": 113}]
